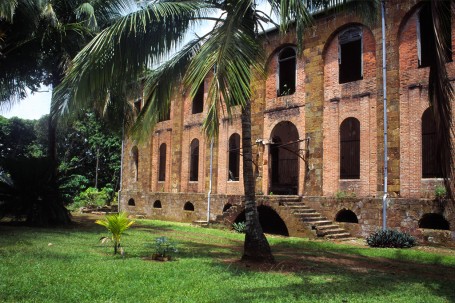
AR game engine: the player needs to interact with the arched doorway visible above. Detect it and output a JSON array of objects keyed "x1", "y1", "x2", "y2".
[{"x1": 269, "y1": 121, "x2": 299, "y2": 195}]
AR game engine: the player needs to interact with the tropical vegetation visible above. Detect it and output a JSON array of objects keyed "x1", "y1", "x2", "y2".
[{"x1": 95, "y1": 212, "x2": 135, "y2": 254}]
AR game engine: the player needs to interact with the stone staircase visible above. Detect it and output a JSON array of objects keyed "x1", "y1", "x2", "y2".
[{"x1": 279, "y1": 199, "x2": 352, "y2": 240}]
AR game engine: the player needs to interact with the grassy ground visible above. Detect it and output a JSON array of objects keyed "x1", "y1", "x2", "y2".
[{"x1": 0, "y1": 214, "x2": 454, "y2": 303}]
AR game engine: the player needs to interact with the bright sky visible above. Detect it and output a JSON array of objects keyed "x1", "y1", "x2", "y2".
[{"x1": 1, "y1": 86, "x2": 51, "y2": 120}]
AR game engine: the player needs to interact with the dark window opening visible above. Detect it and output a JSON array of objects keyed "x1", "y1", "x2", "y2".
[
  {"x1": 419, "y1": 213, "x2": 450, "y2": 230},
  {"x1": 192, "y1": 82, "x2": 204, "y2": 114},
  {"x1": 277, "y1": 47, "x2": 296, "y2": 96},
  {"x1": 153, "y1": 200, "x2": 162, "y2": 208},
  {"x1": 184, "y1": 201, "x2": 194, "y2": 211},
  {"x1": 158, "y1": 143, "x2": 166, "y2": 181},
  {"x1": 235, "y1": 205, "x2": 289, "y2": 236},
  {"x1": 131, "y1": 146, "x2": 139, "y2": 181},
  {"x1": 339, "y1": 28, "x2": 363, "y2": 84},
  {"x1": 422, "y1": 108, "x2": 443, "y2": 178},
  {"x1": 335, "y1": 209, "x2": 359, "y2": 223},
  {"x1": 223, "y1": 203, "x2": 232, "y2": 212},
  {"x1": 418, "y1": 2, "x2": 452, "y2": 68},
  {"x1": 158, "y1": 106, "x2": 171, "y2": 122},
  {"x1": 128, "y1": 198, "x2": 135, "y2": 206},
  {"x1": 228, "y1": 133, "x2": 240, "y2": 181},
  {"x1": 340, "y1": 118, "x2": 360, "y2": 179},
  {"x1": 190, "y1": 139, "x2": 199, "y2": 181}
]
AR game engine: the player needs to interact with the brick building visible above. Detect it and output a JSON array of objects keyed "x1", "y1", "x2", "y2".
[{"x1": 120, "y1": 1, "x2": 455, "y2": 244}]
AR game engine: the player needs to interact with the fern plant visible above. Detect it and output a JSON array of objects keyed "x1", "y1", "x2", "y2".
[
  {"x1": 95, "y1": 212, "x2": 134, "y2": 254},
  {"x1": 366, "y1": 229, "x2": 416, "y2": 248}
]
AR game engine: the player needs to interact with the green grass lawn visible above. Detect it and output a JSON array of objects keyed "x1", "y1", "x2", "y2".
[{"x1": 1, "y1": 214, "x2": 454, "y2": 303}]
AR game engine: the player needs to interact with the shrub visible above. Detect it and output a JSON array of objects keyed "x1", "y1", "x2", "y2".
[
  {"x1": 434, "y1": 185, "x2": 447, "y2": 200},
  {"x1": 148, "y1": 236, "x2": 178, "y2": 260},
  {"x1": 232, "y1": 221, "x2": 246, "y2": 233},
  {"x1": 69, "y1": 187, "x2": 111, "y2": 210},
  {"x1": 366, "y1": 229, "x2": 416, "y2": 248}
]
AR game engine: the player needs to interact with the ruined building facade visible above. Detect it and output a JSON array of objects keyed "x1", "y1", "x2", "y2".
[{"x1": 120, "y1": 1, "x2": 455, "y2": 244}]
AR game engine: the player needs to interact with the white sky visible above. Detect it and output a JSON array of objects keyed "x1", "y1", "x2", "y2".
[{"x1": 1, "y1": 86, "x2": 51, "y2": 120}]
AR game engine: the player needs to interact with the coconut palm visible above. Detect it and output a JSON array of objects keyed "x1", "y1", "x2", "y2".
[
  {"x1": 95, "y1": 211, "x2": 134, "y2": 254},
  {"x1": 54, "y1": 0, "x2": 378, "y2": 261}
]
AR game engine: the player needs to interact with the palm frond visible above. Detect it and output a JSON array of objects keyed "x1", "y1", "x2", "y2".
[
  {"x1": 429, "y1": 0, "x2": 454, "y2": 201},
  {"x1": 0, "y1": 0, "x2": 18, "y2": 22},
  {"x1": 53, "y1": 0, "x2": 214, "y2": 119},
  {"x1": 76, "y1": 2, "x2": 98, "y2": 30}
]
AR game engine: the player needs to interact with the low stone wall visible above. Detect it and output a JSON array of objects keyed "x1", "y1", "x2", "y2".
[
  {"x1": 304, "y1": 196, "x2": 455, "y2": 245},
  {"x1": 119, "y1": 190, "x2": 455, "y2": 245}
]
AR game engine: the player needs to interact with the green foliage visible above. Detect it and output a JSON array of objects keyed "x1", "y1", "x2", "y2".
[
  {"x1": 434, "y1": 185, "x2": 447, "y2": 200},
  {"x1": 95, "y1": 212, "x2": 134, "y2": 254},
  {"x1": 69, "y1": 187, "x2": 111, "y2": 211},
  {"x1": 148, "y1": 236, "x2": 178, "y2": 259},
  {"x1": 0, "y1": 156, "x2": 71, "y2": 226},
  {"x1": 335, "y1": 190, "x2": 356, "y2": 200},
  {"x1": 232, "y1": 221, "x2": 246, "y2": 233},
  {"x1": 366, "y1": 229, "x2": 417, "y2": 248}
]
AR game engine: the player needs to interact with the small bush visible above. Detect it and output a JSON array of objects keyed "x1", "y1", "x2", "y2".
[
  {"x1": 232, "y1": 221, "x2": 246, "y2": 233},
  {"x1": 366, "y1": 229, "x2": 416, "y2": 248},
  {"x1": 69, "y1": 187, "x2": 111, "y2": 211},
  {"x1": 434, "y1": 185, "x2": 447, "y2": 200},
  {"x1": 148, "y1": 236, "x2": 178, "y2": 259}
]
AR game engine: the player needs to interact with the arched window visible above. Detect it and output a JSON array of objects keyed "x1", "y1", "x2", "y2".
[
  {"x1": 335, "y1": 209, "x2": 359, "y2": 223},
  {"x1": 192, "y1": 82, "x2": 204, "y2": 114},
  {"x1": 158, "y1": 143, "x2": 166, "y2": 181},
  {"x1": 277, "y1": 47, "x2": 296, "y2": 96},
  {"x1": 419, "y1": 213, "x2": 450, "y2": 230},
  {"x1": 131, "y1": 146, "x2": 139, "y2": 181},
  {"x1": 340, "y1": 118, "x2": 360, "y2": 179},
  {"x1": 339, "y1": 27, "x2": 363, "y2": 83},
  {"x1": 189, "y1": 139, "x2": 199, "y2": 181},
  {"x1": 128, "y1": 198, "x2": 135, "y2": 206},
  {"x1": 417, "y1": 2, "x2": 452, "y2": 68},
  {"x1": 153, "y1": 200, "x2": 162, "y2": 208},
  {"x1": 184, "y1": 201, "x2": 195, "y2": 211},
  {"x1": 422, "y1": 108, "x2": 443, "y2": 178},
  {"x1": 228, "y1": 133, "x2": 240, "y2": 181}
]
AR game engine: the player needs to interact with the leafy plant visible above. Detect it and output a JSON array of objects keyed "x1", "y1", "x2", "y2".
[
  {"x1": 69, "y1": 187, "x2": 112, "y2": 211},
  {"x1": 149, "y1": 236, "x2": 178, "y2": 259},
  {"x1": 95, "y1": 212, "x2": 134, "y2": 254},
  {"x1": 232, "y1": 221, "x2": 246, "y2": 233},
  {"x1": 366, "y1": 229, "x2": 416, "y2": 248},
  {"x1": 434, "y1": 185, "x2": 447, "y2": 200}
]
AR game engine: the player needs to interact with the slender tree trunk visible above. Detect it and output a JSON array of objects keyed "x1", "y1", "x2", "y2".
[
  {"x1": 241, "y1": 99, "x2": 274, "y2": 263},
  {"x1": 95, "y1": 148, "x2": 100, "y2": 188}
]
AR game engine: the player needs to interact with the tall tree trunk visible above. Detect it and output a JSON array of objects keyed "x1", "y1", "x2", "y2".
[{"x1": 241, "y1": 99, "x2": 274, "y2": 263}]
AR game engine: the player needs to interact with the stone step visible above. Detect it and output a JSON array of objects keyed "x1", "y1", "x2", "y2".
[
  {"x1": 309, "y1": 220, "x2": 333, "y2": 227},
  {"x1": 286, "y1": 205, "x2": 312, "y2": 209},
  {"x1": 316, "y1": 224, "x2": 340, "y2": 230},
  {"x1": 296, "y1": 213, "x2": 322, "y2": 219},
  {"x1": 325, "y1": 232, "x2": 352, "y2": 239},
  {"x1": 292, "y1": 209, "x2": 317, "y2": 214},
  {"x1": 318, "y1": 228, "x2": 347, "y2": 236}
]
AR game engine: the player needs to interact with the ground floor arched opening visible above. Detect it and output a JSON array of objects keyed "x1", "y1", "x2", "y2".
[{"x1": 234, "y1": 205, "x2": 289, "y2": 236}]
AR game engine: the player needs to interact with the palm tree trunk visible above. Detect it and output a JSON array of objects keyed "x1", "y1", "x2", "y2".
[{"x1": 241, "y1": 99, "x2": 274, "y2": 263}]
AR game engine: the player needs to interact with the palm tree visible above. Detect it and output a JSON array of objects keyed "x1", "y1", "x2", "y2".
[
  {"x1": 426, "y1": 0, "x2": 455, "y2": 202},
  {"x1": 54, "y1": 0, "x2": 378, "y2": 261}
]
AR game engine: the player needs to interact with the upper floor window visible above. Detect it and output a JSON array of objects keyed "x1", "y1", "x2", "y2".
[
  {"x1": 228, "y1": 133, "x2": 240, "y2": 181},
  {"x1": 158, "y1": 105, "x2": 171, "y2": 122},
  {"x1": 277, "y1": 47, "x2": 296, "y2": 96},
  {"x1": 340, "y1": 118, "x2": 360, "y2": 179},
  {"x1": 192, "y1": 82, "x2": 204, "y2": 114},
  {"x1": 131, "y1": 146, "x2": 139, "y2": 181},
  {"x1": 339, "y1": 28, "x2": 363, "y2": 84},
  {"x1": 422, "y1": 108, "x2": 443, "y2": 178},
  {"x1": 158, "y1": 143, "x2": 166, "y2": 181},
  {"x1": 418, "y1": 2, "x2": 452, "y2": 68},
  {"x1": 189, "y1": 139, "x2": 199, "y2": 181}
]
